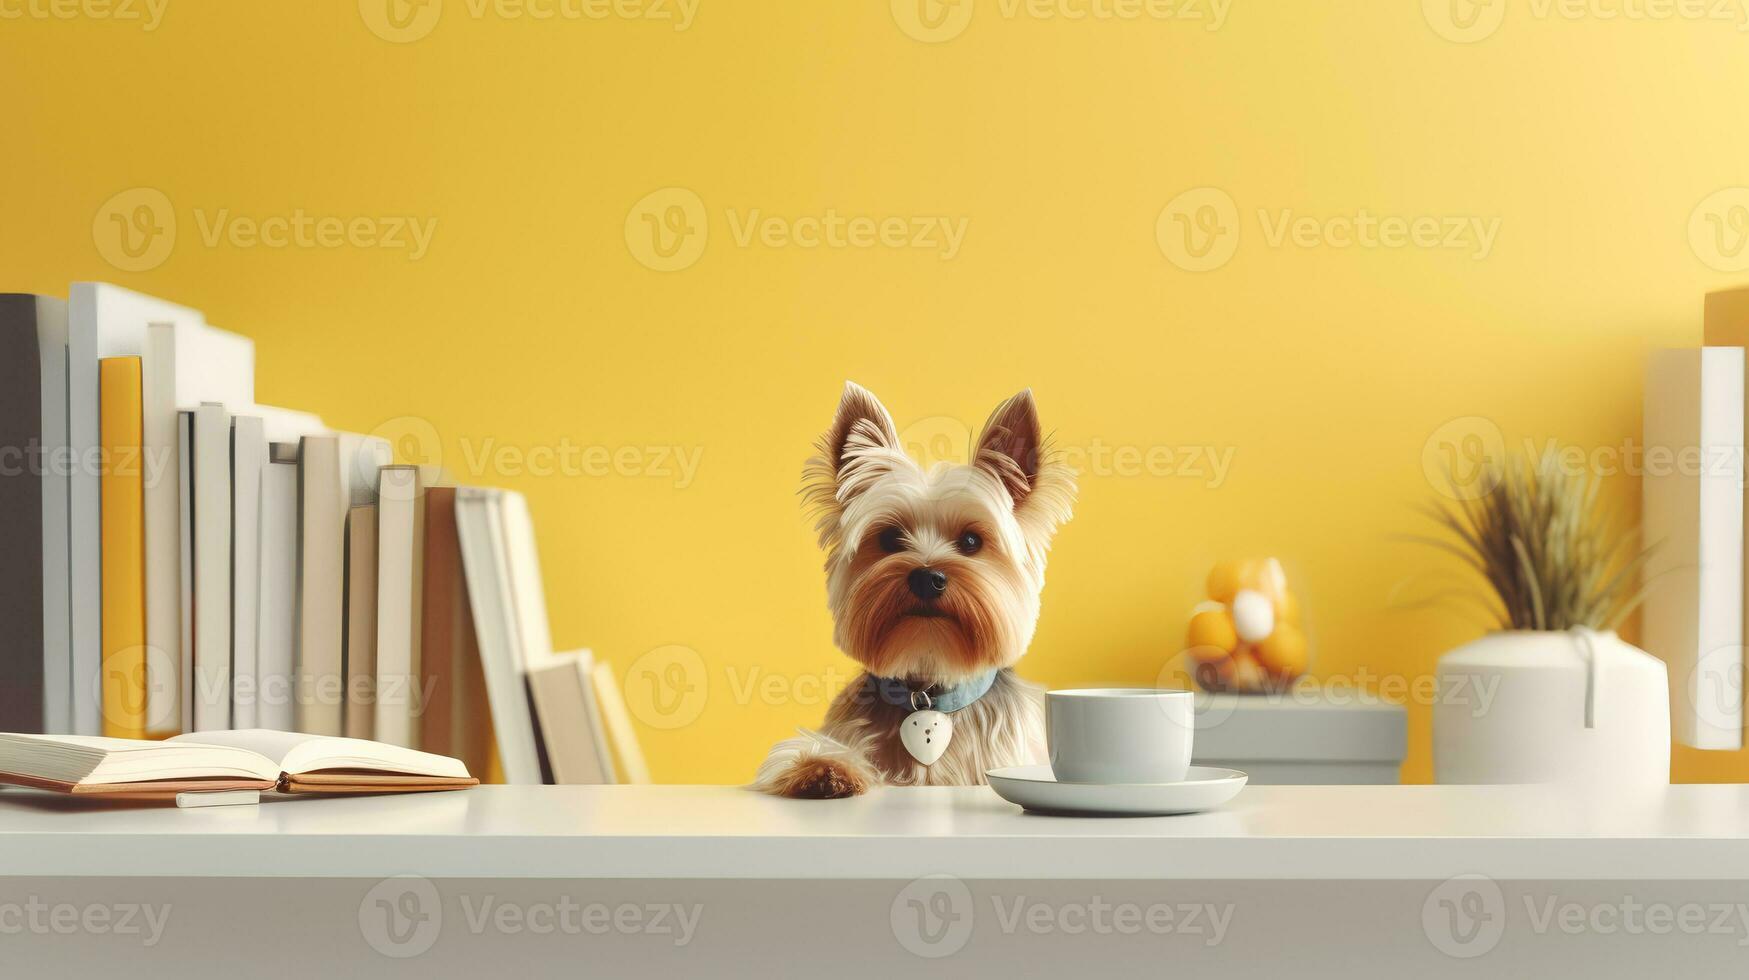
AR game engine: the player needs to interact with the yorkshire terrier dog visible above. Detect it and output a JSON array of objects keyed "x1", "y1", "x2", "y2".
[{"x1": 754, "y1": 382, "x2": 1075, "y2": 798}]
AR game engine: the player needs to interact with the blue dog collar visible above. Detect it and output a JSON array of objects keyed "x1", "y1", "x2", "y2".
[{"x1": 865, "y1": 669, "x2": 999, "y2": 714}]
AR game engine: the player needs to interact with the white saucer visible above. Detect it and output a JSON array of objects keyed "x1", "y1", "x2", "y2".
[{"x1": 986, "y1": 765, "x2": 1247, "y2": 816}]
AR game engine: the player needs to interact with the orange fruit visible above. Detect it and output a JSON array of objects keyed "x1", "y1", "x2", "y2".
[
  {"x1": 1206, "y1": 559, "x2": 1257, "y2": 603},
  {"x1": 1256, "y1": 622, "x2": 1309, "y2": 679},
  {"x1": 1186, "y1": 609, "x2": 1238, "y2": 656}
]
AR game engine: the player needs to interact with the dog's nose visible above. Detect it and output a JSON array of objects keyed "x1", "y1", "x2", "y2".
[{"x1": 908, "y1": 567, "x2": 949, "y2": 600}]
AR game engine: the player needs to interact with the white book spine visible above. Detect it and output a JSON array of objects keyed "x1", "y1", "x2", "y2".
[
  {"x1": 230, "y1": 417, "x2": 266, "y2": 730},
  {"x1": 142, "y1": 324, "x2": 181, "y2": 735},
  {"x1": 296, "y1": 437, "x2": 344, "y2": 735},
  {"x1": 1644, "y1": 347, "x2": 1746, "y2": 750},
  {"x1": 455, "y1": 489, "x2": 541, "y2": 784},
  {"x1": 178, "y1": 412, "x2": 195, "y2": 733},
  {"x1": 256, "y1": 450, "x2": 299, "y2": 732},
  {"x1": 500, "y1": 491, "x2": 555, "y2": 667},
  {"x1": 374, "y1": 467, "x2": 423, "y2": 748},
  {"x1": 36, "y1": 298, "x2": 72, "y2": 734},
  {"x1": 67, "y1": 286, "x2": 116, "y2": 736},
  {"x1": 192, "y1": 403, "x2": 232, "y2": 731}
]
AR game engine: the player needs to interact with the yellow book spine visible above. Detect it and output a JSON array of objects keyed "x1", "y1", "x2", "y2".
[{"x1": 100, "y1": 357, "x2": 147, "y2": 739}]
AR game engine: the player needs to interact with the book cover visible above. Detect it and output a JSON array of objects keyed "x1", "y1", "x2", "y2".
[
  {"x1": 420, "y1": 486, "x2": 459, "y2": 756},
  {"x1": 34, "y1": 297, "x2": 72, "y2": 735},
  {"x1": 296, "y1": 435, "x2": 343, "y2": 735},
  {"x1": 344, "y1": 504, "x2": 378, "y2": 741},
  {"x1": 1643, "y1": 347, "x2": 1746, "y2": 750},
  {"x1": 591, "y1": 660, "x2": 650, "y2": 784},
  {"x1": 375, "y1": 466, "x2": 424, "y2": 748},
  {"x1": 191, "y1": 403, "x2": 232, "y2": 731},
  {"x1": 0, "y1": 296, "x2": 49, "y2": 734},
  {"x1": 98, "y1": 357, "x2": 146, "y2": 739},
  {"x1": 230, "y1": 416, "x2": 267, "y2": 729},
  {"x1": 454, "y1": 488, "x2": 541, "y2": 784},
  {"x1": 256, "y1": 442, "x2": 300, "y2": 732}
]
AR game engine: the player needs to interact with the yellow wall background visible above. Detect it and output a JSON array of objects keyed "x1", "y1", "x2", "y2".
[{"x1": 6, "y1": 0, "x2": 1749, "y2": 783}]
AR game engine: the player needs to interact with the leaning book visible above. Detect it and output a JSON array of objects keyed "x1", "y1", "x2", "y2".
[{"x1": 0, "y1": 729, "x2": 478, "y2": 799}]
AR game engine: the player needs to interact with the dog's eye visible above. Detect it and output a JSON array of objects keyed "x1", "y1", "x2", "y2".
[
  {"x1": 878, "y1": 527, "x2": 905, "y2": 553},
  {"x1": 956, "y1": 530, "x2": 983, "y2": 555}
]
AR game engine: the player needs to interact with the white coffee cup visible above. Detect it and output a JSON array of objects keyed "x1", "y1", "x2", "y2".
[{"x1": 1046, "y1": 688, "x2": 1195, "y2": 784}]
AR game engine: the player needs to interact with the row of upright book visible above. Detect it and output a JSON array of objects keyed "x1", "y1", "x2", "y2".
[{"x1": 0, "y1": 284, "x2": 643, "y2": 784}]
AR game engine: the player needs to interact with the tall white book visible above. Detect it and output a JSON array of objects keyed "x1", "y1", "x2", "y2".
[
  {"x1": 295, "y1": 436, "x2": 343, "y2": 735},
  {"x1": 190, "y1": 402, "x2": 233, "y2": 731},
  {"x1": 500, "y1": 491, "x2": 555, "y2": 669},
  {"x1": 230, "y1": 415, "x2": 267, "y2": 729},
  {"x1": 374, "y1": 466, "x2": 425, "y2": 748},
  {"x1": 454, "y1": 488, "x2": 542, "y2": 784},
  {"x1": 34, "y1": 297, "x2": 72, "y2": 734},
  {"x1": 256, "y1": 443, "x2": 301, "y2": 732},
  {"x1": 1643, "y1": 347, "x2": 1746, "y2": 750}
]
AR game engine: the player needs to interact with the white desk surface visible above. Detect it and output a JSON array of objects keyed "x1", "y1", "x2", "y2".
[{"x1": 2, "y1": 783, "x2": 1747, "y2": 880}]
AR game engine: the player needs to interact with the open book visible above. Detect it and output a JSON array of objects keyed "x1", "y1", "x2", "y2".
[{"x1": 0, "y1": 729, "x2": 478, "y2": 799}]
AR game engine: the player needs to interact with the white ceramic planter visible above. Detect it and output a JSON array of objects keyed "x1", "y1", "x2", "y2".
[{"x1": 1434, "y1": 629, "x2": 1670, "y2": 785}]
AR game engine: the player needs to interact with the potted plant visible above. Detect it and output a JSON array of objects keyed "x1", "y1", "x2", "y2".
[{"x1": 1419, "y1": 447, "x2": 1669, "y2": 785}]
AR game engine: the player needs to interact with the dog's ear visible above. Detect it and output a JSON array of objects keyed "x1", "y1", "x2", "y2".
[
  {"x1": 824, "y1": 381, "x2": 900, "y2": 478},
  {"x1": 974, "y1": 389, "x2": 1044, "y2": 507},
  {"x1": 975, "y1": 389, "x2": 1076, "y2": 535},
  {"x1": 803, "y1": 382, "x2": 909, "y2": 548}
]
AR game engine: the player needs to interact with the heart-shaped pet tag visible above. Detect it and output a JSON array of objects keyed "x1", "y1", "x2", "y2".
[{"x1": 901, "y1": 709, "x2": 953, "y2": 765}]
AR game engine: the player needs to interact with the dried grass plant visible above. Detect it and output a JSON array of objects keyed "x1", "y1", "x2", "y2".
[{"x1": 1411, "y1": 447, "x2": 1654, "y2": 632}]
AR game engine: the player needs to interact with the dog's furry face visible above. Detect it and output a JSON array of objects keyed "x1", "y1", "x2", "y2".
[{"x1": 803, "y1": 383, "x2": 1075, "y2": 686}]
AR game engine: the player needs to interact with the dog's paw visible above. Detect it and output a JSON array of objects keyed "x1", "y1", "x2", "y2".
[{"x1": 773, "y1": 757, "x2": 870, "y2": 799}]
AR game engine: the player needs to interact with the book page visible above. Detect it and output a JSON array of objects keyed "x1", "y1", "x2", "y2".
[
  {"x1": 168, "y1": 729, "x2": 325, "y2": 766},
  {"x1": 0, "y1": 733, "x2": 278, "y2": 785},
  {"x1": 170, "y1": 729, "x2": 469, "y2": 779}
]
